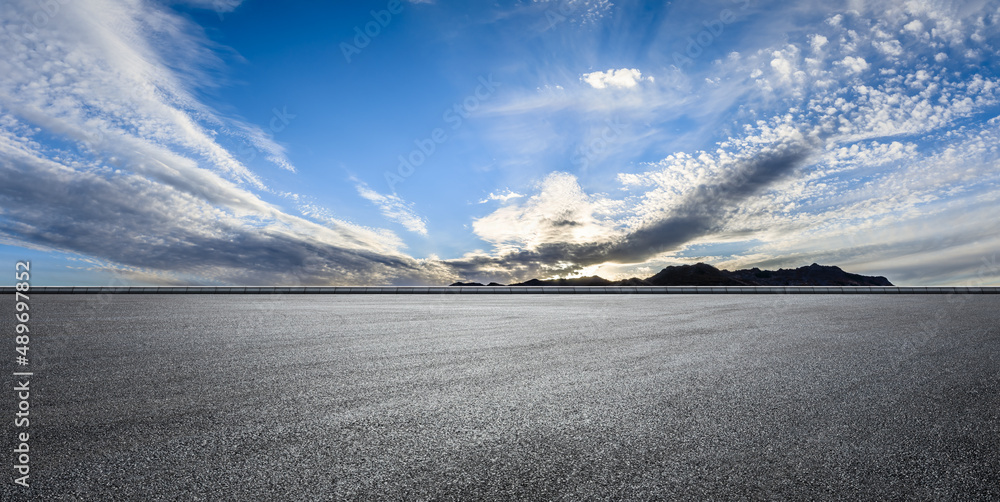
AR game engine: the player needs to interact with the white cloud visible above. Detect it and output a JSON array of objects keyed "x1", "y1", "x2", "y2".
[
  {"x1": 231, "y1": 122, "x2": 297, "y2": 173},
  {"x1": 836, "y1": 56, "x2": 870, "y2": 74},
  {"x1": 765, "y1": 45, "x2": 808, "y2": 86},
  {"x1": 872, "y1": 39, "x2": 903, "y2": 56},
  {"x1": 771, "y1": 56, "x2": 794, "y2": 79},
  {"x1": 478, "y1": 190, "x2": 525, "y2": 203},
  {"x1": 473, "y1": 172, "x2": 621, "y2": 251},
  {"x1": 354, "y1": 181, "x2": 428, "y2": 236},
  {"x1": 904, "y1": 19, "x2": 924, "y2": 33},
  {"x1": 810, "y1": 34, "x2": 829, "y2": 52},
  {"x1": 580, "y1": 68, "x2": 652, "y2": 89}
]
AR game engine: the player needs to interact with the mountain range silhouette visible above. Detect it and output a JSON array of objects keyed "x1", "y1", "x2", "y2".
[{"x1": 450, "y1": 263, "x2": 893, "y2": 287}]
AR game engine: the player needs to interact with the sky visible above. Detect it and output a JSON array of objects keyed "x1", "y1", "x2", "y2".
[{"x1": 1, "y1": 0, "x2": 999, "y2": 286}]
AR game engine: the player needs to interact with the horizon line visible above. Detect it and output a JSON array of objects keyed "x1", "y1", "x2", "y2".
[{"x1": 6, "y1": 286, "x2": 999, "y2": 295}]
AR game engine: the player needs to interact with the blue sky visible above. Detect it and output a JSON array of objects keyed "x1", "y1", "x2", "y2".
[{"x1": 1, "y1": 0, "x2": 999, "y2": 286}]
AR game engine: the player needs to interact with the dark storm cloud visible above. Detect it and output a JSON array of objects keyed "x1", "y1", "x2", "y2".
[
  {"x1": 0, "y1": 152, "x2": 426, "y2": 285},
  {"x1": 604, "y1": 145, "x2": 810, "y2": 263},
  {"x1": 448, "y1": 145, "x2": 810, "y2": 279}
]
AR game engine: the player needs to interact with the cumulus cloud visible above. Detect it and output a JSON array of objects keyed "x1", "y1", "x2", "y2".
[
  {"x1": 903, "y1": 19, "x2": 924, "y2": 33},
  {"x1": 581, "y1": 68, "x2": 652, "y2": 89},
  {"x1": 810, "y1": 34, "x2": 828, "y2": 52},
  {"x1": 872, "y1": 39, "x2": 903, "y2": 57},
  {"x1": 837, "y1": 56, "x2": 870, "y2": 74},
  {"x1": 771, "y1": 56, "x2": 794, "y2": 79},
  {"x1": 473, "y1": 172, "x2": 621, "y2": 251}
]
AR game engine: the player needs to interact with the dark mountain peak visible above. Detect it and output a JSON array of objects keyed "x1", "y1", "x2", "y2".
[
  {"x1": 614, "y1": 277, "x2": 652, "y2": 286},
  {"x1": 516, "y1": 278, "x2": 547, "y2": 286},
  {"x1": 647, "y1": 262, "x2": 748, "y2": 286},
  {"x1": 730, "y1": 263, "x2": 892, "y2": 286},
  {"x1": 511, "y1": 275, "x2": 614, "y2": 287},
  {"x1": 660, "y1": 262, "x2": 719, "y2": 272},
  {"x1": 449, "y1": 281, "x2": 484, "y2": 286},
  {"x1": 806, "y1": 262, "x2": 841, "y2": 272}
]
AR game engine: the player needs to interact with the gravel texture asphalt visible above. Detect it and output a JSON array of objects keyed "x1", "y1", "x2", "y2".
[{"x1": 2, "y1": 294, "x2": 998, "y2": 500}]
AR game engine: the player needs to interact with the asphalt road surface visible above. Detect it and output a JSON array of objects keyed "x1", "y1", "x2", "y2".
[{"x1": 2, "y1": 294, "x2": 998, "y2": 500}]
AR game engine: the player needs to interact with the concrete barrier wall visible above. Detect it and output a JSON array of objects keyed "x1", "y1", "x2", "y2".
[{"x1": 3, "y1": 286, "x2": 998, "y2": 294}]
